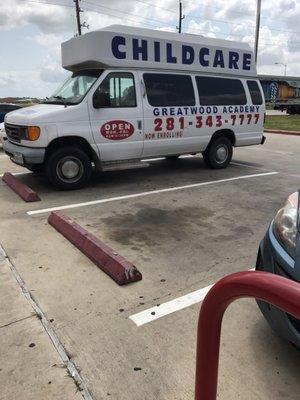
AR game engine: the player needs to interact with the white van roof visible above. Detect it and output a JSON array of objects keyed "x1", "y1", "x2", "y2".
[{"x1": 62, "y1": 25, "x2": 256, "y2": 77}]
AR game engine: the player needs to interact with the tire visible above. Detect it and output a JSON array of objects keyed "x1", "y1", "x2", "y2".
[
  {"x1": 287, "y1": 107, "x2": 295, "y2": 115},
  {"x1": 166, "y1": 155, "x2": 179, "y2": 160},
  {"x1": 45, "y1": 146, "x2": 92, "y2": 190},
  {"x1": 202, "y1": 137, "x2": 233, "y2": 169}
]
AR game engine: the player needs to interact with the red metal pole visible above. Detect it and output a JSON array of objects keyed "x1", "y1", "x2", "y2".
[{"x1": 195, "y1": 271, "x2": 300, "y2": 400}]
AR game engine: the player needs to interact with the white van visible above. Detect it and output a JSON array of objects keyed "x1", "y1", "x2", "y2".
[{"x1": 3, "y1": 25, "x2": 265, "y2": 189}]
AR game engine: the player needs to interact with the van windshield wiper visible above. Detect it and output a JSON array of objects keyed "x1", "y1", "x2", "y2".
[
  {"x1": 42, "y1": 95, "x2": 72, "y2": 106},
  {"x1": 53, "y1": 95, "x2": 68, "y2": 107}
]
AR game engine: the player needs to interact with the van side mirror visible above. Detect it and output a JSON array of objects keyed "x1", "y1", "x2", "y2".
[{"x1": 93, "y1": 91, "x2": 111, "y2": 108}]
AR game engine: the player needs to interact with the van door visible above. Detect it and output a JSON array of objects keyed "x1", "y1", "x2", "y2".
[
  {"x1": 89, "y1": 71, "x2": 143, "y2": 162},
  {"x1": 140, "y1": 72, "x2": 197, "y2": 157}
]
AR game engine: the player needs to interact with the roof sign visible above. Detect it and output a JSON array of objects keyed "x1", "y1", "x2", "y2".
[{"x1": 62, "y1": 25, "x2": 256, "y2": 76}]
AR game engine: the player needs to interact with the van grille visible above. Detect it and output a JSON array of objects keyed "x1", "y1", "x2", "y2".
[{"x1": 5, "y1": 123, "x2": 27, "y2": 143}]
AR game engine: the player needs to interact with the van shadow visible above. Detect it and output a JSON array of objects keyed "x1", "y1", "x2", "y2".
[{"x1": 12, "y1": 155, "x2": 253, "y2": 196}]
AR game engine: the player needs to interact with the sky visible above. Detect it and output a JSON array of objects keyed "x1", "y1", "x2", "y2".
[{"x1": 0, "y1": 0, "x2": 300, "y2": 98}]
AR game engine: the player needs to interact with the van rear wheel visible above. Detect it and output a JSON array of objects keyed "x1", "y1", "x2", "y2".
[
  {"x1": 202, "y1": 137, "x2": 232, "y2": 169},
  {"x1": 46, "y1": 146, "x2": 92, "y2": 190}
]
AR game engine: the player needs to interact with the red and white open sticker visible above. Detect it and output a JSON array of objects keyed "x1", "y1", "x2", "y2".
[{"x1": 100, "y1": 120, "x2": 134, "y2": 140}]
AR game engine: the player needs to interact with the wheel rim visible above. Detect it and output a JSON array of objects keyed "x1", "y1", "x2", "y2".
[
  {"x1": 215, "y1": 145, "x2": 228, "y2": 164},
  {"x1": 56, "y1": 156, "x2": 84, "y2": 183}
]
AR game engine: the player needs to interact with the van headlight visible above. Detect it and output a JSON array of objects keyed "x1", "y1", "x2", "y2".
[
  {"x1": 273, "y1": 191, "x2": 299, "y2": 259},
  {"x1": 27, "y1": 126, "x2": 40, "y2": 141}
]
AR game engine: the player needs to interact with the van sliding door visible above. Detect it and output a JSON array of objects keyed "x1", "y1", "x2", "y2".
[{"x1": 140, "y1": 72, "x2": 198, "y2": 157}]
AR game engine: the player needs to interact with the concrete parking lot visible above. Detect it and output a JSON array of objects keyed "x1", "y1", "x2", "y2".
[{"x1": 0, "y1": 133, "x2": 300, "y2": 400}]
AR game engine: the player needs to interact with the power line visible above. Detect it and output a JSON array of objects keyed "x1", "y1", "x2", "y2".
[
  {"x1": 186, "y1": 12, "x2": 300, "y2": 37},
  {"x1": 19, "y1": 0, "x2": 74, "y2": 7},
  {"x1": 82, "y1": 0, "x2": 169, "y2": 26},
  {"x1": 183, "y1": 0, "x2": 256, "y2": 18},
  {"x1": 19, "y1": 0, "x2": 300, "y2": 38},
  {"x1": 186, "y1": 26, "x2": 300, "y2": 48},
  {"x1": 81, "y1": 2, "x2": 166, "y2": 30},
  {"x1": 18, "y1": 0, "x2": 300, "y2": 48},
  {"x1": 133, "y1": 0, "x2": 177, "y2": 14},
  {"x1": 79, "y1": 1, "x2": 300, "y2": 47},
  {"x1": 83, "y1": 0, "x2": 252, "y2": 33}
]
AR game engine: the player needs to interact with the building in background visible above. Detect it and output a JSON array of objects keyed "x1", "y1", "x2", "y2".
[{"x1": 259, "y1": 75, "x2": 300, "y2": 114}]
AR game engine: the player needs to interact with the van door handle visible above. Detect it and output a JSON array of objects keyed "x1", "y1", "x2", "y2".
[{"x1": 137, "y1": 120, "x2": 142, "y2": 130}]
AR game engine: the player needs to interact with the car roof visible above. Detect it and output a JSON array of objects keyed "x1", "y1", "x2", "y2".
[{"x1": 0, "y1": 103, "x2": 21, "y2": 108}]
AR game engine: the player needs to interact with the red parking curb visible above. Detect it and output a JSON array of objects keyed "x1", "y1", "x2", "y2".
[
  {"x1": 2, "y1": 172, "x2": 40, "y2": 202},
  {"x1": 264, "y1": 129, "x2": 300, "y2": 136},
  {"x1": 48, "y1": 211, "x2": 142, "y2": 285}
]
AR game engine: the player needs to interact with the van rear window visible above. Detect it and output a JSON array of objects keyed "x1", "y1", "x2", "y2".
[
  {"x1": 196, "y1": 77, "x2": 247, "y2": 106},
  {"x1": 247, "y1": 80, "x2": 263, "y2": 105},
  {"x1": 143, "y1": 73, "x2": 195, "y2": 107}
]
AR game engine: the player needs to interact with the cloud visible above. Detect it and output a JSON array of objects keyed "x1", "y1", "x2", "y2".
[
  {"x1": 0, "y1": 74, "x2": 17, "y2": 88},
  {"x1": 40, "y1": 64, "x2": 69, "y2": 84},
  {"x1": 187, "y1": 20, "x2": 220, "y2": 38},
  {"x1": 28, "y1": 32, "x2": 69, "y2": 85},
  {"x1": 0, "y1": 0, "x2": 76, "y2": 33},
  {"x1": 0, "y1": 70, "x2": 58, "y2": 97}
]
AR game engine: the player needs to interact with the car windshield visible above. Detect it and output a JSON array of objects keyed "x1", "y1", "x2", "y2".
[{"x1": 43, "y1": 70, "x2": 102, "y2": 105}]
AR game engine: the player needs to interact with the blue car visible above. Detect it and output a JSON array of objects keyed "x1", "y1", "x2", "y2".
[
  {"x1": 256, "y1": 191, "x2": 300, "y2": 348},
  {"x1": 0, "y1": 104, "x2": 21, "y2": 123}
]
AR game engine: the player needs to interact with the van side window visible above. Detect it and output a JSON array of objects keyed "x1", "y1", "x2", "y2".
[
  {"x1": 247, "y1": 80, "x2": 263, "y2": 105},
  {"x1": 143, "y1": 73, "x2": 195, "y2": 107},
  {"x1": 96, "y1": 72, "x2": 136, "y2": 107},
  {"x1": 196, "y1": 77, "x2": 247, "y2": 106}
]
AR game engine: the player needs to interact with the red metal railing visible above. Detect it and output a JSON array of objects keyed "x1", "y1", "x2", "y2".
[{"x1": 195, "y1": 271, "x2": 300, "y2": 400}]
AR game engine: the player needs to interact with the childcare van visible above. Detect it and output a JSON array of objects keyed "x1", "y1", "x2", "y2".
[{"x1": 3, "y1": 25, "x2": 265, "y2": 189}]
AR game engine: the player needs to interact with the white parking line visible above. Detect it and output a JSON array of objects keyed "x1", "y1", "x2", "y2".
[
  {"x1": 246, "y1": 147, "x2": 293, "y2": 156},
  {"x1": 27, "y1": 171, "x2": 278, "y2": 216},
  {"x1": 145, "y1": 156, "x2": 270, "y2": 172},
  {"x1": 130, "y1": 284, "x2": 214, "y2": 326},
  {"x1": 231, "y1": 161, "x2": 269, "y2": 171},
  {"x1": 130, "y1": 268, "x2": 255, "y2": 326}
]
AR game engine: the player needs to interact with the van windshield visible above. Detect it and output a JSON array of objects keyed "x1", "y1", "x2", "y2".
[{"x1": 43, "y1": 70, "x2": 102, "y2": 105}]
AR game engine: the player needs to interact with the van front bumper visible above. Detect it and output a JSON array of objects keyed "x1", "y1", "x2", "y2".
[
  {"x1": 256, "y1": 223, "x2": 300, "y2": 348},
  {"x1": 3, "y1": 139, "x2": 45, "y2": 166}
]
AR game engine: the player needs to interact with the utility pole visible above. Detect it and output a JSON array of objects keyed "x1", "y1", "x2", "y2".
[
  {"x1": 177, "y1": 1, "x2": 185, "y2": 33},
  {"x1": 275, "y1": 62, "x2": 287, "y2": 76},
  {"x1": 74, "y1": 0, "x2": 82, "y2": 36},
  {"x1": 254, "y1": 0, "x2": 261, "y2": 64},
  {"x1": 74, "y1": 0, "x2": 89, "y2": 36}
]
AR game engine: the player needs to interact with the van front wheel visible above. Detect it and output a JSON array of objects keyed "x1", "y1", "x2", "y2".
[
  {"x1": 46, "y1": 146, "x2": 92, "y2": 190},
  {"x1": 202, "y1": 137, "x2": 232, "y2": 169}
]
